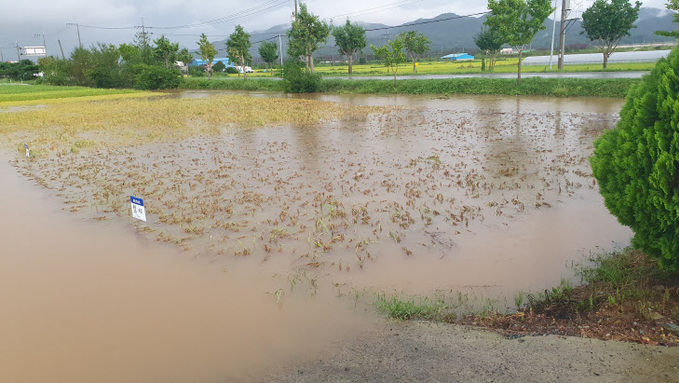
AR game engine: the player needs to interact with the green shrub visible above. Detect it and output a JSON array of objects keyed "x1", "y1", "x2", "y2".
[
  {"x1": 38, "y1": 57, "x2": 75, "y2": 86},
  {"x1": 134, "y1": 64, "x2": 182, "y2": 90},
  {"x1": 281, "y1": 60, "x2": 322, "y2": 93},
  {"x1": 88, "y1": 44, "x2": 131, "y2": 88},
  {"x1": 591, "y1": 46, "x2": 679, "y2": 270},
  {"x1": 212, "y1": 61, "x2": 226, "y2": 73},
  {"x1": 0, "y1": 59, "x2": 40, "y2": 81},
  {"x1": 188, "y1": 65, "x2": 207, "y2": 77},
  {"x1": 225, "y1": 66, "x2": 239, "y2": 74}
]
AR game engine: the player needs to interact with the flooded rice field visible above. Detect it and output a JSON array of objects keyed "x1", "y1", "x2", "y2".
[{"x1": 0, "y1": 92, "x2": 632, "y2": 381}]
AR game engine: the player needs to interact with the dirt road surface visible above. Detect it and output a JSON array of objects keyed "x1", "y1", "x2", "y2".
[{"x1": 257, "y1": 320, "x2": 679, "y2": 383}]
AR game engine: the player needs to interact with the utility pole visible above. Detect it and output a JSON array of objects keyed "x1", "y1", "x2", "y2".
[
  {"x1": 35, "y1": 32, "x2": 47, "y2": 54},
  {"x1": 67, "y1": 23, "x2": 82, "y2": 48},
  {"x1": 278, "y1": 34, "x2": 283, "y2": 66},
  {"x1": 58, "y1": 39, "x2": 66, "y2": 59},
  {"x1": 558, "y1": 0, "x2": 568, "y2": 71},
  {"x1": 76, "y1": 23, "x2": 82, "y2": 48},
  {"x1": 16, "y1": 43, "x2": 21, "y2": 61},
  {"x1": 548, "y1": 0, "x2": 557, "y2": 70},
  {"x1": 294, "y1": 0, "x2": 298, "y2": 19},
  {"x1": 0, "y1": 45, "x2": 4, "y2": 62}
]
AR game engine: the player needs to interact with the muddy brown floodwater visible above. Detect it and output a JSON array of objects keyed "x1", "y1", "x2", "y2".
[
  {"x1": 0, "y1": 157, "x2": 372, "y2": 382},
  {"x1": 2, "y1": 93, "x2": 634, "y2": 381}
]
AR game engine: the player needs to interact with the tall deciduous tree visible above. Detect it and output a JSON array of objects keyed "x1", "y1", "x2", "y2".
[
  {"x1": 655, "y1": 0, "x2": 679, "y2": 38},
  {"x1": 197, "y1": 33, "x2": 217, "y2": 78},
  {"x1": 332, "y1": 19, "x2": 366, "y2": 75},
  {"x1": 287, "y1": 3, "x2": 330, "y2": 73},
  {"x1": 227, "y1": 25, "x2": 252, "y2": 80},
  {"x1": 485, "y1": 0, "x2": 553, "y2": 86},
  {"x1": 371, "y1": 35, "x2": 406, "y2": 89},
  {"x1": 134, "y1": 29, "x2": 153, "y2": 65},
  {"x1": 154, "y1": 35, "x2": 179, "y2": 68},
  {"x1": 259, "y1": 41, "x2": 279, "y2": 76},
  {"x1": 474, "y1": 27, "x2": 505, "y2": 72},
  {"x1": 400, "y1": 31, "x2": 430, "y2": 74},
  {"x1": 581, "y1": 0, "x2": 641, "y2": 69},
  {"x1": 177, "y1": 48, "x2": 193, "y2": 66},
  {"x1": 177, "y1": 48, "x2": 193, "y2": 75}
]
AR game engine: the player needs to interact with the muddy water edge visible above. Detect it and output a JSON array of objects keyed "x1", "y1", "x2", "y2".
[{"x1": 1, "y1": 92, "x2": 631, "y2": 381}]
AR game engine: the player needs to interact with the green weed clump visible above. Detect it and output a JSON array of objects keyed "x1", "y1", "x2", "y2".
[
  {"x1": 579, "y1": 249, "x2": 679, "y2": 303},
  {"x1": 375, "y1": 293, "x2": 450, "y2": 320},
  {"x1": 524, "y1": 249, "x2": 679, "y2": 318},
  {"x1": 281, "y1": 60, "x2": 322, "y2": 93}
]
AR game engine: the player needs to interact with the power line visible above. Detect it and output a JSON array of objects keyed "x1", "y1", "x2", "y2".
[
  {"x1": 364, "y1": 11, "x2": 490, "y2": 32},
  {"x1": 331, "y1": 0, "x2": 426, "y2": 21},
  {"x1": 75, "y1": 24, "x2": 137, "y2": 30},
  {"x1": 251, "y1": 35, "x2": 280, "y2": 45},
  {"x1": 45, "y1": 24, "x2": 72, "y2": 37},
  {"x1": 149, "y1": 0, "x2": 289, "y2": 30}
]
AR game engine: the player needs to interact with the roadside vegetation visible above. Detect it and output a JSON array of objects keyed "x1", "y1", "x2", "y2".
[
  {"x1": 180, "y1": 76, "x2": 637, "y2": 98},
  {"x1": 458, "y1": 249, "x2": 679, "y2": 346},
  {"x1": 375, "y1": 248, "x2": 679, "y2": 346}
]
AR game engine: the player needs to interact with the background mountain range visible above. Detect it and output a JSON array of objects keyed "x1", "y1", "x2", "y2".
[{"x1": 210, "y1": 7, "x2": 677, "y2": 62}]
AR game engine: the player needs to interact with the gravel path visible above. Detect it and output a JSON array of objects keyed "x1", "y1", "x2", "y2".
[{"x1": 257, "y1": 320, "x2": 679, "y2": 383}]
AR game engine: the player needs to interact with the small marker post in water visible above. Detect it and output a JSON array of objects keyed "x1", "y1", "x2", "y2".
[
  {"x1": 130, "y1": 196, "x2": 146, "y2": 222},
  {"x1": 24, "y1": 143, "x2": 29, "y2": 158}
]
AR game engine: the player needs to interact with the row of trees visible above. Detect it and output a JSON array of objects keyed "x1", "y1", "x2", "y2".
[
  {"x1": 475, "y1": 0, "x2": 643, "y2": 85},
  {"x1": 0, "y1": 60, "x2": 39, "y2": 81},
  {"x1": 217, "y1": 0, "x2": 645, "y2": 87},
  {"x1": 197, "y1": 27, "x2": 276, "y2": 79},
  {"x1": 39, "y1": 32, "x2": 193, "y2": 89},
  {"x1": 192, "y1": 2, "x2": 428, "y2": 89},
  {"x1": 36, "y1": 0, "x2": 650, "y2": 89}
]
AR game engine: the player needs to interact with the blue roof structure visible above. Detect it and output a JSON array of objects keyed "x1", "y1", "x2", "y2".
[
  {"x1": 190, "y1": 57, "x2": 231, "y2": 67},
  {"x1": 440, "y1": 53, "x2": 475, "y2": 61}
]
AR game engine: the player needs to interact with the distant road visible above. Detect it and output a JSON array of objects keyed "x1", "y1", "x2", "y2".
[{"x1": 329, "y1": 72, "x2": 648, "y2": 80}]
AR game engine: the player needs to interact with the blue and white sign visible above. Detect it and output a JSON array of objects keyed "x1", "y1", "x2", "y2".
[
  {"x1": 24, "y1": 143, "x2": 29, "y2": 158},
  {"x1": 130, "y1": 196, "x2": 146, "y2": 222}
]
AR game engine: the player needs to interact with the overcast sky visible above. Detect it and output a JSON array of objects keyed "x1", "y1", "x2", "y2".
[{"x1": 0, "y1": 0, "x2": 670, "y2": 60}]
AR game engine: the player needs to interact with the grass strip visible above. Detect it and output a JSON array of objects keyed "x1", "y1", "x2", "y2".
[
  {"x1": 180, "y1": 77, "x2": 639, "y2": 98},
  {"x1": 0, "y1": 84, "x2": 156, "y2": 107}
]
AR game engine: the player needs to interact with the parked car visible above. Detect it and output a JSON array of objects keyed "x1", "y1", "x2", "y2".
[{"x1": 234, "y1": 66, "x2": 255, "y2": 74}]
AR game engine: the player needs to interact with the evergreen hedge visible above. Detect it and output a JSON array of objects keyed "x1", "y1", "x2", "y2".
[{"x1": 591, "y1": 46, "x2": 679, "y2": 269}]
